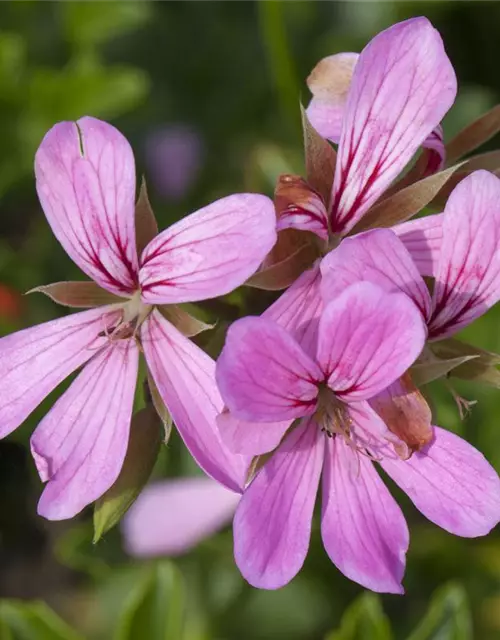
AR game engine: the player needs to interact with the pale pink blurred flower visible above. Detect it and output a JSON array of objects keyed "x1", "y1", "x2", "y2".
[
  {"x1": 216, "y1": 283, "x2": 500, "y2": 593},
  {"x1": 145, "y1": 125, "x2": 204, "y2": 201},
  {"x1": 123, "y1": 477, "x2": 238, "y2": 557},
  {"x1": 0, "y1": 116, "x2": 276, "y2": 520}
]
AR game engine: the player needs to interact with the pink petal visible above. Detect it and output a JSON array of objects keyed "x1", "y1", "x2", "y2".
[
  {"x1": 0, "y1": 306, "x2": 121, "y2": 438},
  {"x1": 122, "y1": 477, "x2": 240, "y2": 557},
  {"x1": 263, "y1": 264, "x2": 323, "y2": 359},
  {"x1": 141, "y1": 310, "x2": 248, "y2": 493},
  {"x1": 216, "y1": 316, "x2": 322, "y2": 423},
  {"x1": 317, "y1": 282, "x2": 426, "y2": 401},
  {"x1": 320, "y1": 229, "x2": 431, "y2": 320},
  {"x1": 422, "y1": 125, "x2": 446, "y2": 175},
  {"x1": 32, "y1": 340, "x2": 139, "y2": 520},
  {"x1": 276, "y1": 191, "x2": 329, "y2": 241},
  {"x1": 216, "y1": 410, "x2": 290, "y2": 455},
  {"x1": 321, "y1": 436, "x2": 408, "y2": 593},
  {"x1": 35, "y1": 117, "x2": 139, "y2": 295},
  {"x1": 330, "y1": 18, "x2": 456, "y2": 234},
  {"x1": 139, "y1": 194, "x2": 277, "y2": 304},
  {"x1": 393, "y1": 213, "x2": 444, "y2": 277},
  {"x1": 428, "y1": 170, "x2": 500, "y2": 339},
  {"x1": 234, "y1": 419, "x2": 324, "y2": 589},
  {"x1": 381, "y1": 426, "x2": 500, "y2": 537}
]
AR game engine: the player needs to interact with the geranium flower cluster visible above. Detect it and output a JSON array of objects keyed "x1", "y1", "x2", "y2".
[{"x1": 3, "y1": 17, "x2": 500, "y2": 594}]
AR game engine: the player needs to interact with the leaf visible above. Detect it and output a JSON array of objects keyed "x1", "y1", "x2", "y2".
[
  {"x1": 406, "y1": 583, "x2": 472, "y2": 640},
  {"x1": 27, "y1": 281, "x2": 125, "y2": 308},
  {"x1": 431, "y1": 150, "x2": 500, "y2": 209},
  {"x1": 326, "y1": 592, "x2": 392, "y2": 640},
  {"x1": 411, "y1": 355, "x2": 478, "y2": 386},
  {"x1": 135, "y1": 178, "x2": 158, "y2": 256},
  {"x1": 0, "y1": 600, "x2": 83, "y2": 640},
  {"x1": 61, "y1": 2, "x2": 151, "y2": 48},
  {"x1": 146, "y1": 371, "x2": 173, "y2": 441},
  {"x1": 301, "y1": 104, "x2": 336, "y2": 207},
  {"x1": 114, "y1": 562, "x2": 186, "y2": 640},
  {"x1": 157, "y1": 304, "x2": 214, "y2": 337},
  {"x1": 446, "y1": 104, "x2": 500, "y2": 164},
  {"x1": 430, "y1": 339, "x2": 500, "y2": 387},
  {"x1": 93, "y1": 406, "x2": 162, "y2": 542},
  {"x1": 246, "y1": 242, "x2": 319, "y2": 291},
  {"x1": 350, "y1": 163, "x2": 464, "y2": 234}
]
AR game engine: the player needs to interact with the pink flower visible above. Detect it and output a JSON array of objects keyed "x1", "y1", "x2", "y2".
[
  {"x1": 123, "y1": 477, "x2": 238, "y2": 557},
  {"x1": 0, "y1": 116, "x2": 276, "y2": 520},
  {"x1": 215, "y1": 283, "x2": 500, "y2": 592},
  {"x1": 321, "y1": 170, "x2": 500, "y2": 341},
  {"x1": 267, "y1": 18, "x2": 456, "y2": 352}
]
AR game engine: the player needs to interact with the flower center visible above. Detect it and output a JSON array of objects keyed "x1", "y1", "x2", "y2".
[
  {"x1": 102, "y1": 290, "x2": 152, "y2": 341},
  {"x1": 314, "y1": 384, "x2": 352, "y2": 439}
]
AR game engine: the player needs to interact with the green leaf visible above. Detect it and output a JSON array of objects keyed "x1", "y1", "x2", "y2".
[
  {"x1": 135, "y1": 178, "x2": 158, "y2": 256},
  {"x1": 406, "y1": 583, "x2": 472, "y2": 640},
  {"x1": 93, "y1": 406, "x2": 162, "y2": 542},
  {"x1": 301, "y1": 104, "x2": 336, "y2": 207},
  {"x1": 115, "y1": 562, "x2": 186, "y2": 640},
  {"x1": 0, "y1": 600, "x2": 83, "y2": 640},
  {"x1": 430, "y1": 339, "x2": 500, "y2": 387},
  {"x1": 411, "y1": 355, "x2": 477, "y2": 386},
  {"x1": 326, "y1": 593, "x2": 392, "y2": 640},
  {"x1": 61, "y1": 2, "x2": 151, "y2": 48}
]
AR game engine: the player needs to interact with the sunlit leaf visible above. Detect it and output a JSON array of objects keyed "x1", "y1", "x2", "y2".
[
  {"x1": 411, "y1": 355, "x2": 477, "y2": 386},
  {"x1": 406, "y1": 583, "x2": 472, "y2": 640},
  {"x1": 27, "y1": 281, "x2": 124, "y2": 308},
  {"x1": 115, "y1": 562, "x2": 186, "y2": 640},
  {"x1": 157, "y1": 305, "x2": 214, "y2": 338},
  {"x1": 430, "y1": 339, "x2": 500, "y2": 387},
  {"x1": 326, "y1": 593, "x2": 392, "y2": 640},
  {"x1": 93, "y1": 406, "x2": 162, "y2": 542}
]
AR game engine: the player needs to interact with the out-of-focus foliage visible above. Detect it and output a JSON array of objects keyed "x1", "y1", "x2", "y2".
[{"x1": 1, "y1": 1, "x2": 500, "y2": 639}]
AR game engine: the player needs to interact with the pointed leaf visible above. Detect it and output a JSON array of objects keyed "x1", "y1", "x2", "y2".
[
  {"x1": 350, "y1": 164, "x2": 464, "y2": 234},
  {"x1": 301, "y1": 104, "x2": 337, "y2": 207},
  {"x1": 135, "y1": 178, "x2": 158, "y2": 256},
  {"x1": 27, "y1": 281, "x2": 125, "y2": 308},
  {"x1": 115, "y1": 561, "x2": 186, "y2": 640},
  {"x1": 146, "y1": 372, "x2": 173, "y2": 442},
  {"x1": 446, "y1": 104, "x2": 500, "y2": 164},
  {"x1": 430, "y1": 338, "x2": 500, "y2": 386},
  {"x1": 0, "y1": 600, "x2": 83, "y2": 640},
  {"x1": 411, "y1": 355, "x2": 478, "y2": 386},
  {"x1": 326, "y1": 592, "x2": 393, "y2": 640},
  {"x1": 406, "y1": 583, "x2": 472, "y2": 640},
  {"x1": 245, "y1": 242, "x2": 319, "y2": 290},
  {"x1": 93, "y1": 406, "x2": 161, "y2": 542},
  {"x1": 157, "y1": 304, "x2": 214, "y2": 337}
]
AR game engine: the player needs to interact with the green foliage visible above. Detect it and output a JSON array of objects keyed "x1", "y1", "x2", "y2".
[
  {"x1": 0, "y1": 601, "x2": 83, "y2": 640},
  {"x1": 326, "y1": 593, "x2": 392, "y2": 640}
]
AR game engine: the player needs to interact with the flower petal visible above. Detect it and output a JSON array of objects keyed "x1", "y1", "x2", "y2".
[
  {"x1": 320, "y1": 229, "x2": 431, "y2": 320},
  {"x1": 0, "y1": 306, "x2": 120, "y2": 438},
  {"x1": 234, "y1": 419, "x2": 324, "y2": 589},
  {"x1": 32, "y1": 340, "x2": 139, "y2": 520},
  {"x1": 317, "y1": 282, "x2": 426, "y2": 400},
  {"x1": 321, "y1": 436, "x2": 408, "y2": 593},
  {"x1": 393, "y1": 213, "x2": 444, "y2": 277},
  {"x1": 35, "y1": 117, "x2": 139, "y2": 295},
  {"x1": 263, "y1": 264, "x2": 323, "y2": 359},
  {"x1": 122, "y1": 477, "x2": 239, "y2": 557},
  {"x1": 141, "y1": 310, "x2": 248, "y2": 493},
  {"x1": 381, "y1": 426, "x2": 500, "y2": 537},
  {"x1": 330, "y1": 17, "x2": 456, "y2": 234},
  {"x1": 422, "y1": 125, "x2": 446, "y2": 175},
  {"x1": 217, "y1": 410, "x2": 290, "y2": 455},
  {"x1": 216, "y1": 316, "x2": 322, "y2": 423},
  {"x1": 139, "y1": 194, "x2": 277, "y2": 304},
  {"x1": 429, "y1": 170, "x2": 500, "y2": 339}
]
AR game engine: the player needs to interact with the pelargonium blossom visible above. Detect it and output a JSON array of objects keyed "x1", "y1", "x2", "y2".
[
  {"x1": 258, "y1": 17, "x2": 457, "y2": 356},
  {"x1": 215, "y1": 283, "x2": 500, "y2": 593},
  {"x1": 0, "y1": 116, "x2": 276, "y2": 520}
]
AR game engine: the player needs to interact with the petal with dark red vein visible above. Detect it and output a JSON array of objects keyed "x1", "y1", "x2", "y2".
[
  {"x1": 330, "y1": 18, "x2": 456, "y2": 234},
  {"x1": 32, "y1": 339, "x2": 139, "y2": 520},
  {"x1": 141, "y1": 310, "x2": 248, "y2": 493},
  {"x1": 35, "y1": 117, "x2": 139, "y2": 295},
  {"x1": 139, "y1": 194, "x2": 276, "y2": 304},
  {"x1": 0, "y1": 306, "x2": 121, "y2": 438},
  {"x1": 393, "y1": 213, "x2": 444, "y2": 277}
]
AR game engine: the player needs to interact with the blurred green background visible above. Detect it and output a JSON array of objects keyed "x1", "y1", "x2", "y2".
[{"x1": 1, "y1": 1, "x2": 500, "y2": 638}]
